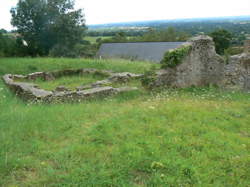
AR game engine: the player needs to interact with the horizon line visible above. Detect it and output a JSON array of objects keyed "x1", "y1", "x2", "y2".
[{"x1": 87, "y1": 15, "x2": 250, "y2": 26}]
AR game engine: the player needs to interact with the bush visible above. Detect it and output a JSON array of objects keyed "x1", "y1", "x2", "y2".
[
  {"x1": 49, "y1": 44, "x2": 77, "y2": 58},
  {"x1": 209, "y1": 29, "x2": 233, "y2": 55},
  {"x1": 49, "y1": 43, "x2": 98, "y2": 58},
  {"x1": 141, "y1": 66, "x2": 158, "y2": 89},
  {"x1": 225, "y1": 47, "x2": 244, "y2": 56},
  {"x1": 0, "y1": 33, "x2": 17, "y2": 57},
  {"x1": 161, "y1": 46, "x2": 191, "y2": 68}
]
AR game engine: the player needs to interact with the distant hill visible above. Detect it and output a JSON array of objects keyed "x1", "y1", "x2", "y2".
[
  {"x1": 88, "y1": 15, "x2": 250, "y2": 29},
  {"x1": 87, "y1": 16, "x2": 250, "y2": 37}
]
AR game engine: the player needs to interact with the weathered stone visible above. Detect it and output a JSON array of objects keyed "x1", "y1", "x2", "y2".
[
  {"x1": 55, "y1": 86, "x2": 69, "y2": 92},
  {"x1": 77, "y1": 72, "x2": 142, "y2": 91},
  {"x1": 2, "y1": 69, "x2": 140, "y2": 103},
  {"x1": 244, "y1": 40, "x2": 250, "y2": 53},
  {"x1": 151, "y1": 35, "x2": 250, "y2": 91},
  {"x1": 27, "y1": 72, "x2": 44, "y2": 80},
  {"x1": 13, "y1": 75, "x2": 27, "y2": 79},
  {"x1": 109, "y1": 72, "x2": 143, "y2": 83},
  {"x1": 222, "y1": 53, "x2": 250, "y2": 90},
  {"x1": 76, "y1": 85, "x2": 93, "y2": 91},
  {"x1": 91, "y1": 79, "x2": 111, "y2": 87},
  {"x1": 44, "y1": 73, "x2": 55, "y2": 81},
  {"x1": 2, "y1": 74, "x2": 53, "y2": 101},
  {"x1": 78, "y1": 86, "x2": 116, "y2": 97}
]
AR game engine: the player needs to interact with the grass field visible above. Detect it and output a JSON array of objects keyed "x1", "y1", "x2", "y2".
[
  {"x1": 85, "y1": 36, "x2": 111, "y2": 44},
  {"x1": 0, "y1": 58, "x2": 249, "y2": 186}
]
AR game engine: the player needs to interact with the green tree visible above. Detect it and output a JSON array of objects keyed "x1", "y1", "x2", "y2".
[
  {"x1": 0, "y1": 29, "x2": 7, "y2": 34},
  {"x1": 0, "y1": 33, "x2": 18, "y2": 57},
  {"x1": 139, "y1": 27, "x2": 189, "y2": 42},
  {"x1": 11, "y1": 0, "x2": 86, "y2": 56},
  {"x1": 209, "y1": 29, "x2": 233, "y2": 55},
  {"x1": 112, "y1": 32, "x2": 127, "y2": 42}
]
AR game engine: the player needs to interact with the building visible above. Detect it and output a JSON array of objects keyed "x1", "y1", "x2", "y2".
[{"x1": 97, "y1": 42, "x2": 186, "y2": 63}]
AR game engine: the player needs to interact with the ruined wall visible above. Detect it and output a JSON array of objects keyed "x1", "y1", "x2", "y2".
[
  {"x1": 2, "y1": 69, "x2": 141, "y2": 103},
  {"x1": 153, "y1": 35, "x2": 250, "y2": 90},
  {"x1": 244, "y1": 40, "x2": 250, "y2": 53},
  {"x1": 222, "y1": 53, "x2": 250, "y2": 90}
]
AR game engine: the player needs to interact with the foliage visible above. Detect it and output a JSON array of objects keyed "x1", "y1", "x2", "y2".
[
  {"x1": 161, "y1": 46, "x2": 191, "y2": 68},
  {"x1": 225, "y1": 47, "x2": 244, "y2": 56},
  {"x1": 48, "y1": 42, "x2": 98, "y2": 58},
  {"x1": 0, "y1": 29, "x2": 7, "y2": 34},
  {"x1": 141, "y1": 66, "x2": 158, "y2": 89},
  {"x1": 100, "y1": 27, "x2": 189, "y2": 43},
  {"x1": 0, "y1": 33, "x2": 19, "y2": 57},
  {"x1": 88, "y1": 16, "x2": 250, "y2": 40},
  {"x1": 0, "y1": 58, "x2": 249, "y2": 186},
  {"x1": 10, "y1": 0, "x2": 86, "y2": 56},
  {"x1": 209, "y1": 29, "x2": 233, "y2": 55},
  {"x1": 137, "y1": 27, "x2": 189, "y2": 42},
  {"x1": 49, "y1": 44, "x2": 78, "y2": 58},
  {"x1": 100, "y1": 32, "x2": 128, "y2": 43}
]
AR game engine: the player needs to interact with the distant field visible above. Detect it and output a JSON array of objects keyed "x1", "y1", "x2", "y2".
[
  {"x1": 0, "y1": 58, "x2": 249, "y2": 186},
  {"x1": 85, "y1": 36, "x2": 111, "y2": 43}
]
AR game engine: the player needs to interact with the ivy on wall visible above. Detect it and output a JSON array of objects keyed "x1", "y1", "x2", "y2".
[{"x1": 161, "y1": 46, "x2": 191, "y2": 68}]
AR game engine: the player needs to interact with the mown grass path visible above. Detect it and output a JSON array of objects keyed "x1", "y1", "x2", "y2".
[{"x1": 0, "y1": 58, "x2": 249, "y2": 186}]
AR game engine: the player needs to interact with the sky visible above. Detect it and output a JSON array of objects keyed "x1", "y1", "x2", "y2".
[{"x1": 1, "y1": 0, "x2": 250, "y2": 30}]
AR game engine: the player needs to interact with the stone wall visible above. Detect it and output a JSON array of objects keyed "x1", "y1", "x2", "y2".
[
  {"x1": 222, "y1": 53, "x2": 250, "y2": 90},
  {"x1": 2, "y1": 69, "x2": 142, "y2": 103},
  {"x1": 152, "y1": 35, "x2": 250, "y2": 91},
  {"x1": 244, "y1": 40, "x2": 250, "y2": 53}
]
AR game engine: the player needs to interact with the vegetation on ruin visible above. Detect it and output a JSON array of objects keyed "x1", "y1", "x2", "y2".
[
  {"x1": 141, "y1": 67, "x2": 158, "y2": 90},
  {"x1": 0, "y1": 58, "x2": 249, "y2": 186},
  {"x1": 161, "y1": 46, "x2": 191, "y2": 68}
]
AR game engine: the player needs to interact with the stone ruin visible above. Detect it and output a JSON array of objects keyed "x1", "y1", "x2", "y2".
[
  {"x1": 244, "y1": 40, "x2": 250, "y2": 53},
  {"x1": 151, "y1": 35, "x2": 250, "y2": 91},
  {"x1": 2, "y1": 68, "x2": 142, "y2": 103},
  {"x1": 2, "y1": 35, "x2": 250, "y2": 103}
]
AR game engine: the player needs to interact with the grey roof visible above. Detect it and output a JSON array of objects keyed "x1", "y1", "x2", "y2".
[{"x1": 97, "y1": 42, "x2": 186, "y2": 62}]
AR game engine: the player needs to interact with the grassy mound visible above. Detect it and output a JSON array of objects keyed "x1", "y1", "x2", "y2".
[{"x1": 0, "y1": 58, "x2": 249, "y2": 186}]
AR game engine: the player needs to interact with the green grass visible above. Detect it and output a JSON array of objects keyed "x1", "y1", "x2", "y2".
[
  {"x1": 0, "y1": 58, "x2": 249, "y2": 186},
  {"x1": 0, "y1": 57, "x2": 155, "y2": 76},
  {"x1": 16, "y1": 74, "x2": 110, "y2": 91},
  {"x1": 85, "y1": 36, "x2": 111, "y2": 43}
]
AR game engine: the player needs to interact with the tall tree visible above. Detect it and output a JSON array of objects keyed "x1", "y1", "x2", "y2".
[
  {"x1": 209, "y1": 29, "x2": 233, "y2": 55},
  {"x1": 11, "y1": 0, "x2": 86, "y2": 56}
]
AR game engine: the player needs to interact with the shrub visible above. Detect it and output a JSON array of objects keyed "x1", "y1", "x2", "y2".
[
  {"x1": 161, "y1": 46, "x2": 191, "y2": 68},
  {"x1": 49, "y1": 43, "x2": 98, "y2": 58},
  {"x1": 141, "y1": 66, "x2": 158, "y2": 89},
  {"x1": 225, "y1": 47, "x2": 244, "y2": 56},
  {"x1": 49, "y1": 44, "x2": 77, "y2": 58}
]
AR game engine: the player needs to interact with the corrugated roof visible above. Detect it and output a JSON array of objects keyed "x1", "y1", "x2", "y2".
[{"x1": 97, "y1": 42, "x2": 186, "y2": 62}]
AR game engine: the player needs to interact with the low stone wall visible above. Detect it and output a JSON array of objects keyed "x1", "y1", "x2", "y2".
[
  {"x1": 151, "y1": 35, "x2": 250, "y2": 91},
  {"x1": 2, "y1": 68, "x2": 142, "y2": 103}
]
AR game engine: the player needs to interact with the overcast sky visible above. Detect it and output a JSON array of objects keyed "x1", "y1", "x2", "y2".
[{"x1": 1, "y1": 0, "x2": 250, "y2": 30}]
